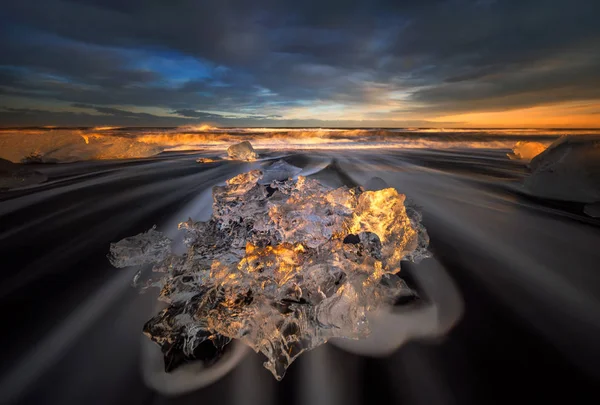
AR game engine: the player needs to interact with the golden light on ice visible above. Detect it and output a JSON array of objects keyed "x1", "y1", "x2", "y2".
[
  {"x1": 108, "y1": 166, "x2": 431, "y2": 379},
  {"x1": 350, "y1": 188, "x2": 418, "y2": 270}
]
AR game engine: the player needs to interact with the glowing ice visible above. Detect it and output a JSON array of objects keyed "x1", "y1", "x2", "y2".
[
  {"x1": 108, "y1": 166, "x2": 430, "y2": 379},
  {"x1": 226, "y1": 141, "x2": 258, "y2": 161},
  {"x1": 196, "y1": 157, "x2": 219, "y2": 163},
  {"x1": 507, "y1": 141, "x2": 547, "y2": 161}
]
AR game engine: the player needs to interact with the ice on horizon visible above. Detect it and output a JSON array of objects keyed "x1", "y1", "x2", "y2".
[
  {"x1": 0, "y1": 131, "x2": 161, "y2": 163},
  {"x1": 108, "y1": 167, "x2": 430, "y2": 380},
  {"x1": 2, "y1": 127, "x2": 594, "y2": 163},
  {"x1": 508, "y1": 141, "x2": 548, "y2": 161},
  {"x1": 525, "y1": 135, "x2": 600, "y2": 205}
]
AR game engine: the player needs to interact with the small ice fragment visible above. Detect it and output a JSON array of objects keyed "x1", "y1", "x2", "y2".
[
  {"x1": 108, "y1": 226, "x2": 172, "y2": 268},
  {"x1": 196, "y1": 157, "x2": 219, "y2": 163},
  {"x1": 258, "y1": 160, "x2": 302, "y2": 184},
  {"x1": 132, "y1": 268, "x2": 143, "y2": 287},
  {"x1": 226, "y1": 141, "x2": 259, "y2": 161},
  {"x1": 507, "y1": 141, "x2": 547, "y2": 161}
]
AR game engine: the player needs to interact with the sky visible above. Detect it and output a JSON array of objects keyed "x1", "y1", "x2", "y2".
[{"x1": 1, "y1": 0, "x2": 599, "y2": 128}]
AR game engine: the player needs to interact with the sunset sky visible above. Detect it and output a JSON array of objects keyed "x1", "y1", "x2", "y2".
[{"x1": 1, "y1": 0, "x2": 599, "y2": 127}]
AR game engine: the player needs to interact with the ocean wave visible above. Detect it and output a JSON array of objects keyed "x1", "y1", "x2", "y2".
[{"x1": 0, "y1": 127, "x2": 593, "y2": 163}]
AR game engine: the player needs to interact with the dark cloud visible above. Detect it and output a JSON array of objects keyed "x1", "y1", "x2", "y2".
[
  {"x1": 72, "y1": 104, "x2": 165, "y2": 119},
  {"x1": 172, "y1": 109, "x2": 225, "y2": 119},
  {"x1": 0, "y1": 0, "x2": 599, "y2": 125},
  {"x1": 0, "y1": 105, "x2": 194, "y2": 126},
  {"x1": 0, "y1": 105, "x2": 443, "y2": 127},
  {"x1": 410, "y1": 51, "x2": 600, "y2": 113}
]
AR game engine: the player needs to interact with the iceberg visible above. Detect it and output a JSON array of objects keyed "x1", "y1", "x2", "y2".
[
  {"x1": 226, "y1": 141, "x2": 258, "y2": 161},
  {"x1": 525, "y1": 136, "x2": 600, "y2": 204},
  {"x1": 507, "y1": 141, "x2": 547, "y2": 161},
  {"x1": 0, "y1": 158, "x2": 47, "y2": 190},
  {"x1": 108, "y1": 169, "x2": 430, "y2": 380}
]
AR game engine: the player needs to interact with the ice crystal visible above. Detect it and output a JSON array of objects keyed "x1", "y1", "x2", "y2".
[
  {"x1": 109, "y1": 166, "x2": 430, "y2": 379},
  {"x1": 226, "y1": 141, "x2": 258, "y2": 161}
]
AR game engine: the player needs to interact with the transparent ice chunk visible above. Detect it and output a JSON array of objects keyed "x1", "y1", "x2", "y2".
[
  {"x1": 226, "y1": 141, "x2": 259, "y2": 161},
  {"x1": 108, "y1": 226, "x2": 172, "y2": 268},
  {"x1": 507, "y1": 141, "x2": 547, "y2": 161},
  {"x1": 108, "y1": 166, "x2": 430, "y2": 380}
]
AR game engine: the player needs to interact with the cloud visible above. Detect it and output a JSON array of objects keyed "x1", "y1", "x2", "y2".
[
  {"x1": 0, "y1": 0, "x2": 599, "y2": 125},
  {"x1": 172, "y1": 109, "x2": 224, "y2": 119},
  {"x1": 0, "y1": 105, "x2": 451, "y2": 127},
  {"x1": 0, "y1": 105, "x2": 191, "y2": 126},
  {"x1": 71, "y1": 104, "x2": 166, "y2": 120}
]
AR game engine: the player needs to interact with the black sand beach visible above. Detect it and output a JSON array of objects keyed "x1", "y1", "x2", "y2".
[{"x1": 1, "y1": 148, "x2": 599, "y2": 405}]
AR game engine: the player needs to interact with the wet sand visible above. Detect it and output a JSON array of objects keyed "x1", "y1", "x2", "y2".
[{"x1": 1, "y1": 148, "x2": 599, "y2": 404}]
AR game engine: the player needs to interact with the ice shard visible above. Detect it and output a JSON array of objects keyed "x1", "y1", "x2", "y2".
[
  {"x1": 196, "y1": 157, "x2": 219, "y2": 163},
  {"x1": 507, "y1": 141, "x2": 547, "y2": 161},
  {"x1": 226, "y1": 141, "x2": 259, "y2": 161},
  {"x1": 108, "y1": 164, "x2": 430, "y2": 380}
]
